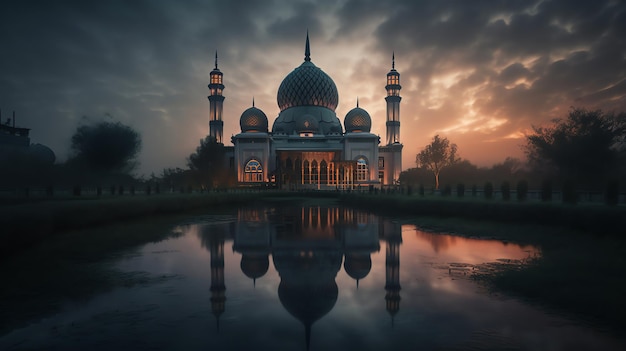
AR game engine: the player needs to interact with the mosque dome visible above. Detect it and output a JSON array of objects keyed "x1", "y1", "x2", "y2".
[
  {"x1": 344, "y1": 105, "x2": 372, "y2": 133},
  {"x1": 277, "y1": 61, "x2": 339, "y2": 112},
  {"x1": 271, "y1": 33, "x2": 343, "y2": 135},
  {"x1": 29, "y1": 143, "x2": 56, "y2": 164},
  {"x1": 240, "y1": 105, "x2": 268, "y2": 133}
]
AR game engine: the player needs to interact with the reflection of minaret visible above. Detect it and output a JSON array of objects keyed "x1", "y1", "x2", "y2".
[
  {"x1": 209, "y1": 234, "x2": 226, "y2": 331},
  {"x1": 383, "y1": 221, "x2": 402, "y2": 326},
  {"x1": 208, "y1": 51, "x2": 225, "y2": 144}
]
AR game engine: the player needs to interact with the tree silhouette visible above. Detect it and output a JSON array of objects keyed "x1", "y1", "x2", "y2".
[
  {"x1": 187, "y1": 136, "x2": 228, "y2": 189},
  {"x1": 69, "y1": 120, "x2": 141, "y2": 173},
  {"x1": 526, "y1": 108, "x2": 626, "y2": 186},
  {"x1": 416, "y1": 135, "x2": 460, "y2": 190}
]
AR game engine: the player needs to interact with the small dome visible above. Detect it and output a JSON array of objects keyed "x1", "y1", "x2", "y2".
[
  {"x1": 240, "y1": 106, "x2": 268, "y2": 133},
  {"x1": 344, "y1": 107, "x2": 372, "y2": 133},
  {"x1": 295, "y1": 114, "x2": 319, "y2": 133},
  {"x1": 29, "y1": 143, "x2": 56, "y2": 164}
]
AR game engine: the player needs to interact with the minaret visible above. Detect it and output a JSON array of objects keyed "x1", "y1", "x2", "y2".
[
  {"x1": 379, "y1": 53, "x2": 403, "y2": 186},
  {"x1": 385, "y1": 52, "x2": 401, "y2": 145},
  {"x1": 208, "y1": 51, "x2": 225, "y2": 144},
  {"x1": 209, "y1": 233, "x2": 226, "y2": 331}
]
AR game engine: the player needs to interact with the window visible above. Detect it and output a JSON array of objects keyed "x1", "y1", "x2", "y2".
[
  {"x1": 378, "y1": 157, "x2": 384, "y2": 169},
  {"x1": 356, "y1": 157, "x2": 368, "y2": 181},
  {"x1": 244, "y1": 159, "x2": 263, "y2": 182}
]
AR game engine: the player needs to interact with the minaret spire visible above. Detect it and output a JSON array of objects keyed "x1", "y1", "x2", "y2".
[
  {"x1": 305, "y1": 30, "x2": 311, "y2": 62},
  {"x1": 215, "y1": 50, "x2": 218, "y2": 69},
  {"x1": 392, "y1": 51, "x2": 395, "y2": 70}
]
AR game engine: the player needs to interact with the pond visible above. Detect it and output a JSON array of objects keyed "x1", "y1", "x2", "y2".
[{"x1": 2, "y1": 203, "x2": 624, "y2": 350}]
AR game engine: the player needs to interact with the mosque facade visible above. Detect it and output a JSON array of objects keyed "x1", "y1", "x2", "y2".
[{"x1": 208, "y1": 34, "x2": 403, "y2": 189}]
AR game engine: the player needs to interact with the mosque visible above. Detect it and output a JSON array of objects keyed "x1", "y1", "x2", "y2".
[{"x1": 208, "y1": 33, "x2": 403, "y2": 189}]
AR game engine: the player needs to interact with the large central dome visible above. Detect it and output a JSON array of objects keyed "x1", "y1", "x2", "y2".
[
  {"x1": 277, "y1": 61, "x2": 339, "y2": 112},
  {"x1": 272, "y1": 33, "x2": 343, "y2": 135}
]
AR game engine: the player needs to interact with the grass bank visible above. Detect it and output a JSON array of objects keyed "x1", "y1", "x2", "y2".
[
  {"x1": 340, "y1": 193, "x2": 626, "y2": 236},
  {"x1": 0, "y1": 192, "x2": 263, "y2": 259}
]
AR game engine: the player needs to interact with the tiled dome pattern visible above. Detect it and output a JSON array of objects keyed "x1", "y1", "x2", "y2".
[
  {"x1": 344, "y1": 107, "x2": 372, "y2": 133},
  {"x1": 277, "y1": 61, "x2": 339, "y2": 112},
  {"x1": 240, "y1": 106, "x2": 268, "y2": 133}
]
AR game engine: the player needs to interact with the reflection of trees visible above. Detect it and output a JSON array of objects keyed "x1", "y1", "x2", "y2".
[{"x1": 415, "y1": 231, "x2": 457, "y2": 253}]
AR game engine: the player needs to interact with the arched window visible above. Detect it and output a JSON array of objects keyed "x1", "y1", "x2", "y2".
[
  {"x1": 303, "y1": 160, "x2": 310, "y2": 184},
  {"x1": 311, "y1": 160, "x2": 318, "y2": 183},
  {"x1": 244, "y1": 158, "x2": 264, "y2": 182},
  {"x1": 320, "y1": 160, "x2": 328, "y2": 184},
  {"x1": 356, "y1": 157, "x2": 368, "y2": 181}
]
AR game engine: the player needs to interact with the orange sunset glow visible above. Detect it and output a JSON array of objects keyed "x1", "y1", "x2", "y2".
[{"x1": 1, "y1": 1, "x2": 624, "y2": 175}]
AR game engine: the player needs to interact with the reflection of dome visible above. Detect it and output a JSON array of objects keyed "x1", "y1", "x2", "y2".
[
  {"x1": 272, "y1": 34, "x2": 343, "y2": 136},
  {"x1": 344, "y1": 106, "x2": 372, "y2": 133},
  {"x1": 240, "y1": 254, "x2": 269, "y2": 282},
  {"x1": 343, "y1": 253, "x2": 372, "y2": 283},
  {"x1": 240, "y1": 106, "x2": 268, "y2": 133},
  {"x1": 273, "y1": 250, "x2": 342, "y2": 350}
]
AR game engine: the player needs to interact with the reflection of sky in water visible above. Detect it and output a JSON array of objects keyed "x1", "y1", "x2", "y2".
[{"x1": 2, "y1": 206, "x2": 624, "y2": 351}]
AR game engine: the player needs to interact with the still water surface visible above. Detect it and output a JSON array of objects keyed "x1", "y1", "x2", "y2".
[{"x1": 3, "y1": 204, "x2": 624, "y2": 350}]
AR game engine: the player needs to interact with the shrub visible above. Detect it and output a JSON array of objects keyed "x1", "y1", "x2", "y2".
[
  {"x1": 484, "y1": 182, "x2": 493, "y2": 199},
  {"x1": 456, "y1": 183, "x2": 465, "y2": 197},
  {"x1": 501, "y1": 181, "x2": 511, "y2": 201},
  {"x1": 516, "y1": 180, "x2": 528, "y2": 201},
  {"x1": 443, "y1": 184, "x2": 452, "y2": 196},
  {"x1": 562, "y1": 180, "x2": 577, "y2": 204},
  {"x1": 418, "y1": 184, "x2": 425, "y2": 196}
]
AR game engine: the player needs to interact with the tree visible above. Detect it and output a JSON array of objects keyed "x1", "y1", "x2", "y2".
[
  {"x1": 187, "y1": 136, "x2": 229, "y2": 189},
  {"x1": 416, "y1": 135, "x2": 460, "y2": 190},
  {"x1": 525, "y1": 108, "x2": 626, "y2": 186},
  {"x1": 69, "y1": 120, "x2": 141, "y2": 173}
]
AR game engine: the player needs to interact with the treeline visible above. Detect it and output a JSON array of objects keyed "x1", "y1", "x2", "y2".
[{"x1": 402, "y1": 108, "x2": 626, "y2": 205}]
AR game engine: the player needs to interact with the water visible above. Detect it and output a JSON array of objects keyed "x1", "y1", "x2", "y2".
[{"x1": 2, "y1": 204, "x2": 624, "y2": 350}]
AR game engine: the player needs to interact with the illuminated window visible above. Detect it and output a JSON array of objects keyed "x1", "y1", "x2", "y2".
[
  {"x1": 320, "y1": 160, "x2": 328, "y2": 184},
  {"x1": 210, "y1": 74, "x2": 222, "y2": 85},
  {"x1": 356, "y1": 157, "x2": 368, "y2": 181},
  {"x1": 378, "y1": 157, "x2": 384, "y2": 169},
  {"x1": 311, "y1": 160, "x2": 318, "y2": 183},
  {"x1": 244, "y1": 159, "x2": 263, "y2": 182}
]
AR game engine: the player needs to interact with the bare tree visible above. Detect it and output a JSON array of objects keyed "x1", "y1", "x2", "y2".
[{"x1": 416, "y1": 135, "x2": 459, "y2": 190}]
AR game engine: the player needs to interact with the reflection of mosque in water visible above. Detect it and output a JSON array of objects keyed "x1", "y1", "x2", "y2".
[{"x1": 200, "y1": 206, "x2": 402, "y2": 349}]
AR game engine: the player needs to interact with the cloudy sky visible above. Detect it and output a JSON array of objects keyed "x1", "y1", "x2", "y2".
[{"x1": 1, "y1": 0, "x2": 625, "y2": 175}]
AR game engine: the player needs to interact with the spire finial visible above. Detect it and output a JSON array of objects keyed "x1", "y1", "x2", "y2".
[
  {"x1": 215, "y1": 50, "x2": 218, "y2": 69},
  {"x1": 305, "y1": 30, "x2": 311, "y2": 62},
  {"x1": 356, "y1": 97, "x2": 359, "y2": 108},
  {"x1": 392, "y1": 51, "x2": 395, "y2": 70},
  {"x1": 252, "y1": 97, "x2": 255, "y2": 107}
]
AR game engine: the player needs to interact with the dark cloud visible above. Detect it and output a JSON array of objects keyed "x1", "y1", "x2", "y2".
[{"x1": 1, "y1": 0, "x2": 624, "y2": 174}]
